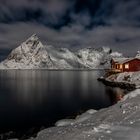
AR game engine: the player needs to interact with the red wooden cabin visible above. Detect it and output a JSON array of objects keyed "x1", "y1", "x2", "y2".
[{"x1": 111, "y1": 57, "x2": 140, "y2": 72}]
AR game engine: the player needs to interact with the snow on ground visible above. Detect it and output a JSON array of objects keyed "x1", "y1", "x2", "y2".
[
  {"x1": 122, "y1": 89, "x2": 140, "y2": 101},
  {"x1": 15, "y1": 89, "x2": 140, "y2": 140},
  {"x1": 106, "y1": 71, "x2": 140, "y2": 88},
  {"x1": 55, "y1": 109, "x2": 97, "y2": 127}
]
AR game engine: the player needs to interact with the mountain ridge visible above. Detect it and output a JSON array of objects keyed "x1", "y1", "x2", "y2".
[{"x1": 0, "y1": 34, "x2": 122, "y2": 69}]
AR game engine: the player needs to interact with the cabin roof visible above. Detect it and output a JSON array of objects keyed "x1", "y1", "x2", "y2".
[{"x1": 112, "y1": 57, "x2": 140, "y2": 64}]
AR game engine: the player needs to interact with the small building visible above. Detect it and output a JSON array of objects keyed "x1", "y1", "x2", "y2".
[{"x1": 111, "y1": 57, "x2": 140, "y2": 72}]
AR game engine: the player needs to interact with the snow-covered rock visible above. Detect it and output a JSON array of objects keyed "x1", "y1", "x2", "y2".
[
  {"x1": 122, "y1": 89, "x2": 140, "y2": 101},
  {"x1": 55, "y1": 109, "x2": 97, "y2": 127},
  {"x1": 76, "y1": 47, "x2": 105, "y2": 69},
  {"x1": 86, "y1": 109, "x2": 97, "y2": 114},
  {"x1": 135, "y1": 51, "x2": 140, "y2": 58},
  {"x1": 107, "y1": 71, "x2": 140, "y2": 88},
  {"x1": 0, "y1": 34, "x2": 122, "y2": 69},
  {"x1": 55, "y1": 119, "x2": 75, "y2": 127},
  {"x1": 110, "y1": 52, "x2": 123, "y2": 58},
  {"x1": 101, "y1": 46, "x2": 112, "y2": 54}
]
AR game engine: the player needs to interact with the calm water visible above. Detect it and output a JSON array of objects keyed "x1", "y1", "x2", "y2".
[{"x1": 0, "y1": 70, "x2": 126, "y2": 138}]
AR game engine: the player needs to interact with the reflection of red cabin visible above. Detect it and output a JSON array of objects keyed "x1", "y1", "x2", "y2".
[{"x1": 111, "y1": 57, "x2": 140, "y2": 72}]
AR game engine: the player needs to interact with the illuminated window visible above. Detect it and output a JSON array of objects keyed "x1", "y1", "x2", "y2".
[
  {"x1": 120, "y1": 64, "x2": 123, "y2": 69},
  {"x1": 125, "y1": 64, "x2": 129, "y2": 69}
]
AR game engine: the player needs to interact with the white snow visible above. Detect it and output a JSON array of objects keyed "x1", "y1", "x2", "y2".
[
  {"x1": 122, "y1": 89, "x2": 140, "y2": 101},
  {"x1": 101, "y1": 46, "x2": 111, "y2": 53},
  {"x1": 55, "y1": 109, "x2": 97, "y2": 127},
  {"x1": 135, "y1": 51, "x2": 140, "y2": 58},
  {"x1": 86, "y1": 109, "x2": 97, "y2": 114},
  {"x1": 107, "y1": 71, "x2": 140, "y2": 87},
  {"x1": 55, "y1": 119, "x2": 75, "y2": 127},
  {"x1": 110, "y1": 52, "x2": 123, "y2": 58},
  {"x1": 76, "y1": 47, "x2": 104, "y2": 68}
]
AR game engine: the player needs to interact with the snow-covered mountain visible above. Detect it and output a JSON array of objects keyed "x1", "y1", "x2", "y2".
[{"x1": 0, "y1": 34, "x2": 122, "y2": 69}]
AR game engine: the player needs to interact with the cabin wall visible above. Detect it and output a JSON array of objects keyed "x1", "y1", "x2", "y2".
[
  {"x1": 111, "y1": 59, "x2": 140, "y2": 72},
  {"x1": 123, "y1": 59, "x2": 140, "y2": 72},
  {"x1": 111, "y1": 60, "x2": 122, "y2": 72}
]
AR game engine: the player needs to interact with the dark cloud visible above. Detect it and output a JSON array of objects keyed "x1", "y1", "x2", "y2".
[
  {"x1": 1, "y1": 0, "x2": 140, "y2": 27},
  {"x1": 98, "y1": 0, "x2": 140, "y2": 26},
  {"x1": 0, "y1": 0, "x2": 75, "y2": 27},
  {"x1": 0, "y1": 0, "x2": 140, "y2": 57}
]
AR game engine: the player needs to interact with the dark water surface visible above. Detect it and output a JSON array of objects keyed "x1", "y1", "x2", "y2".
[{"x1": 0, "y1": 70, "x2": 127, "y2": 138}]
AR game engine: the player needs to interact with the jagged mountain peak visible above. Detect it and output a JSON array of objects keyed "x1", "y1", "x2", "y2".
[
  {"x1": 0, "y1": 34, "x2": 54, "y2": 69},
  {"x1": 26, "y1": 34, "x2": 39, "y2": 42},
  {"x1": 22, "y1": 34, "x2": 44, "y2": 49}
]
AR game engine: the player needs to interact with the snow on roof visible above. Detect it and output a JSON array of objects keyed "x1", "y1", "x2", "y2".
[
  {"x1": 112, "y1": 57, "x2": 140, "y2": 64},
  {"x1": 112, "y1": 58, "x2": 131, "y2": 64}
]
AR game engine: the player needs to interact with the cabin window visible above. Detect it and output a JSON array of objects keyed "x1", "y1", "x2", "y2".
[
  {"x1": 120, "y1": 64, "x2": 123, "y2": 69},
  {"x1": 125, "y1": 64, "x2": 129, "y2": 69}
]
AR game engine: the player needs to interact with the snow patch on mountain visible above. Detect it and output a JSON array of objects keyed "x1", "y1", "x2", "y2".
[{"x1": 110, "y1": 52, "x2": 123, "y2": 57}]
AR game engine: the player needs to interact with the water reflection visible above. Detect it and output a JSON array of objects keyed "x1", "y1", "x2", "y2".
[
  {"x1": 0, "y1": 70, "x2": 109, "y2": 107},
  {"x1": 106, "y1": 87, "x2": 126, "y2": 104},
  {"x1": 1, "y1": 70, "x2": 49, "y2": 106}
]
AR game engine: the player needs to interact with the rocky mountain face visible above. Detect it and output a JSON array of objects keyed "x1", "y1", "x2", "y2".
[{"x1": 0, "y1": 34, "x2": 122, "y2": 69}]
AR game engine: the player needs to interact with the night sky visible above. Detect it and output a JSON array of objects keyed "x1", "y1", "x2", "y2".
[{"x1": 0, "y1": 0, "x2": 140, "y2": 60}]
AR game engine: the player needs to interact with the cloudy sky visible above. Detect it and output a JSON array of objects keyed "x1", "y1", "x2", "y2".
[{"x1": 0, "y1": 0, "x2": 140, "y2": 60}]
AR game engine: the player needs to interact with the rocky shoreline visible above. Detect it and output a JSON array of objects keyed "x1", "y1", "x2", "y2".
[
  {"x1": 21, "y1": 89, "x2": 140, "y2": 140},
  {"x1": 0, "y1": 127, "x2": 40, "y2": 140},
  {"x1": 97, "y1": 77, "x2": 136, "y2": 91},
  {"x1": 97, "y1": 71, "x2": 140, "y2": 91}
]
